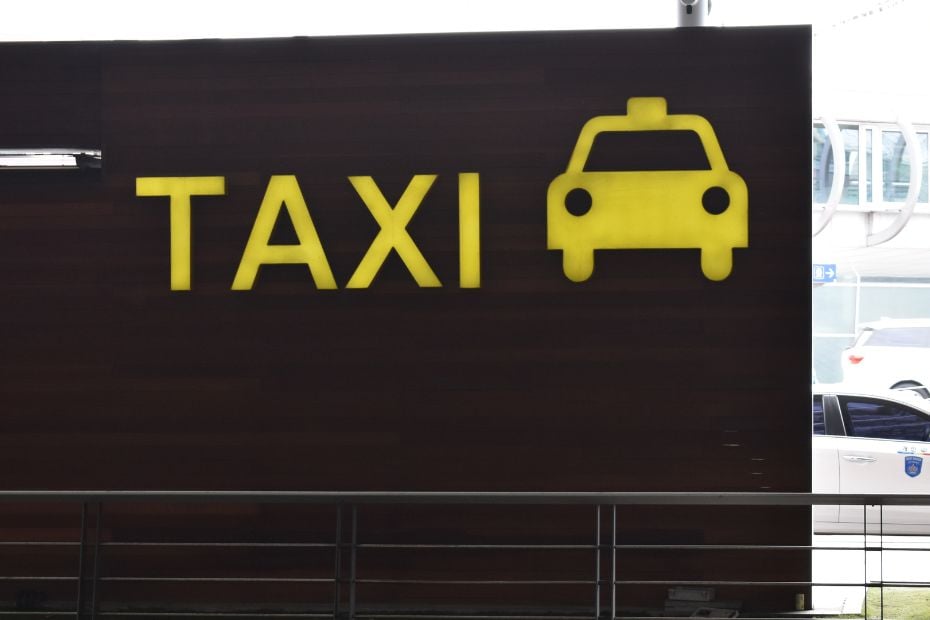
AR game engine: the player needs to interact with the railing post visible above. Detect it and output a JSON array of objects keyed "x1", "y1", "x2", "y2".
[
  {"x1": 90, "y1": 502, "x2": 102, "y2": 620},
  {"x1": 334, "y1": 504, "x2": 342, "y2": 620},
  {"x1": 594, "y1": 505, "x2": 601, "y2": 619},
  {"x1": 76, "y1": 502, "x2": 88, "y2": 620},
  {"x1": 610, "y1": 505, "x2": 616, "y2": 620},
  {"x1": 862, "y1": 502, "x2": 868, "y2": 619},
  {"x1": 349, "y1": 505, "x2": 357, "y2": 620},
  {"x1": 879, "y1": 503, "x2": 884, "y2": 620}
]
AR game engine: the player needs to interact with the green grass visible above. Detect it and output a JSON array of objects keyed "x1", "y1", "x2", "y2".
[{"x1": 863, "y1": 587, "x2": 930, "y2": 619}]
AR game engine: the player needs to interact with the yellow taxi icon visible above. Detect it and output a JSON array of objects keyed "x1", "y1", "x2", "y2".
[{"x1": 547, "y1": 97, "x2": 748, "y2": 282}]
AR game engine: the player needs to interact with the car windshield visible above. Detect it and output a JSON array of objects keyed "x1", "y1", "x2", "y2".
[
  {"x1": 863, "y1": 326, "x2": 930, "y2": 347},
  {"x1": 583, "y1": 130, "x2": 710, "y2": 172}
]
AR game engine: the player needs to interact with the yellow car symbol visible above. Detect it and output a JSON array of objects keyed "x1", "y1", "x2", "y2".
[{"x1": 547, "y1": 97, "x2": 748, "y2": 282}]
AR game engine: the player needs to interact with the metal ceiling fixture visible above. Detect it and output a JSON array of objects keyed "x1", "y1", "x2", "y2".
[{"x1": 0, "y1": 148, "x2": 102, "y2": 171}]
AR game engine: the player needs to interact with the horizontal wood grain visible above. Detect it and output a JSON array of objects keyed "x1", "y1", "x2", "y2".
[{"x1": 0, "y1": 28, "x2": 811, "y2": 612}]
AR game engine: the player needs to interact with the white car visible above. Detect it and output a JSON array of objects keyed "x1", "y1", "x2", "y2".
[
  {"x1": 840, "y1": 318, "x2": 930, "y2": 398},
  {"x1": 814, "y1": 384, "x2": 930, "y2": 534}
]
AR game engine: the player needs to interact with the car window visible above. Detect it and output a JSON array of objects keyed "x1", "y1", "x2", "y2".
[
  {"x1": 840, "y1": 397, "x2": 930, "y2": 442},
  {"x1": 852, "y1": 327, "x2": 873, "y2": 347},
  {"x1": 813, "y1": 395, "x2": 825, "y2": 435},
  {"x1": 863, "y1": 327, "x2": 930, "y2": 347},
  {"x1": 584, "y1": 130, "x2": 710, "y2": 172}
]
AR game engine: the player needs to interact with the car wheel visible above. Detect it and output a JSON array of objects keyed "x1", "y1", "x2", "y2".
[
  {"x1": 562, "y1": 248, "x2": 594, "y2": 282},
  {"x1": 699, "y1": 246, "x2": 733, "y2": 281},
  {"x1": 892, "y1": 381, "x2": 930, "y2": 399}
]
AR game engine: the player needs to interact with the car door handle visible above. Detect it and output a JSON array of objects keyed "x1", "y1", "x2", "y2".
[{"x1": 842, "y1": 455, "x2": 877, "y2": 463}]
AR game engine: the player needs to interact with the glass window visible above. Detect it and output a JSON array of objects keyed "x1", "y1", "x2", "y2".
[
  {"x1": 881, "y1": 131, "x2": 930, "y2": 203},
  {"x1": 859, "y1": 286, "x2": 930, "y2": 325},
  {"x1": 865, "y1": 128, "x2": 873, "y2": 203},
  {"x1": 811, "y1": 124, "x2": 859, "y2": 204},
  {"x1": 864, "y1": 327, "x2": 930, "y2": 348},
  {"x1": 812, "y1": 285, "x2": 856, "y2": 334},
  {"x1": 883, "y1": 131, "x2": 910, "y2": 202},
  {"x1": 813, "y1": 395, "x2": 825, "y2": 435},
  {"x1": 812, "y1": 125, "x2": 829, "y2": 201},
  {"x1": 924, "y1": 133, "x2": 929, "y2": 204},
  {"x1": 813, "y1": 336, "x2": 854, "y2": 384},
  {"x1": 842, "y1": 398, "x2": 930, "y2": 442}
]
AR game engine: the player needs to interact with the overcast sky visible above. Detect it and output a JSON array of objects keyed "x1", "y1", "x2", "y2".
[
  {"x1": 0, "y1": 0, "x2": 901, "y2": 40},
  {"x1": 2, "y1": 0, "x2": 924, "y2": 121}
]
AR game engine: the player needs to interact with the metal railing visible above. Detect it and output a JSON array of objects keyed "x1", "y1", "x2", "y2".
[{"x1": 0, "y1": 491, "x2": 927, "y2": 619}]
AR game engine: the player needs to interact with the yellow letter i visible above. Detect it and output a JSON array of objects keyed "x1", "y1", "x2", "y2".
[{"x1": 459, "y1": 173, "x2": 480, "y2": 289}]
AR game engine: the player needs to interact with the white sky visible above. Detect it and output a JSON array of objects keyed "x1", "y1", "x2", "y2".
[
  {"x1": 0, "y1": 0, "x2": 899, "y2": 40},
  {"x1": 1, "y1": 0, "x2": 925, "y2": 121}
]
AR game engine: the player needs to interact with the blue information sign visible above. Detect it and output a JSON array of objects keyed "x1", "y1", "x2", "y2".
[{"x1": 812, "y1": 263, "x2": 837, "y2": 283}]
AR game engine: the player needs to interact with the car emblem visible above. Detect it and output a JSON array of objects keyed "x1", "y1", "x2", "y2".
[
  {"x1": 905, "y1": 455, "x2": 923, "y2": 478},
  {"x1": 547, "y1": 97, "x2": 748, "y2": 282}
]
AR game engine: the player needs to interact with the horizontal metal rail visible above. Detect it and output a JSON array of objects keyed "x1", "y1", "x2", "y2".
[
  {"x1": 0, "y1": 492, "x2": 928, "y2": 619},
  {"x1": 357, "y1": 544, "x2": 594, "y2": 550},
  {"x1": 0, "y1": 613, "x2": 77, "y2": 617},
  {"x1": 356, "y1": 579, "x2": 593, "y2": 585},
  {"x1": 0, "y1": 541, "x2": 79, "y2": 547},
  {"x1": 100, "y1": 542, "x2": 335, "y2": 549},
  {"x1": 351, "y1": 616, "x2": 601, "y2": 620},
  {"x1": 0, "y1": 576, "x2": 76, "y2": 581},
  {"x1": 99, "y1": 577, "x2": 333, "y2": 583},
  {"x1": 93, "y1": 614, "x2": 332, "y2": 619},
  {"x1": 1, "y1": 490, "x2": 929, "y2": 505}
]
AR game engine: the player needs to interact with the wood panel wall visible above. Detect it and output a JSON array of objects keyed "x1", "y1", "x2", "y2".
[{"x1": 0, "y1": 28, "x2": 811, "y2": 613}]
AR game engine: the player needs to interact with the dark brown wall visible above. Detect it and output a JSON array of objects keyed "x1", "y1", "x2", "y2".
[
  {"x1": 0, "y1": 28, "x2": 812, "y2": 614},
  {"x1": 0, "y1": 29, "x2": 811, "y2": 494}
]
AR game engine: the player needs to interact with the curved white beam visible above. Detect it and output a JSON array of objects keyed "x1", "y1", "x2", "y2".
[
  {"x1": 812, "y1": 116, "x2": 845, "y2": 237},
  {"x1": 867, "y1": 116, "x2": 922, "y2": 246}
]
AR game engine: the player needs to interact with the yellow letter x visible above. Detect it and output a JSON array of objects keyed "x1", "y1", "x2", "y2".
[{"x1": 346, "y1": 175, "x2": 440, "y2": 288}]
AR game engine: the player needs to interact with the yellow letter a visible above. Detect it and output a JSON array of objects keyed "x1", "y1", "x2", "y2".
[{"x1": 232, "y1": 175, "x2": 336, "y2": 290}]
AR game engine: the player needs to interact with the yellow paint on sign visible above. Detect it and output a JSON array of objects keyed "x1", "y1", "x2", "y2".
[
  {"x1": 547, "y1": 97, "x2": 748, "y2": 282},
  {"x1": 458, "y1": 173, "x2": 481, "y2": 289},
  {"x1": 347, "y1": 175, "x2": 440, "y2": 289},
  {"x1": 232, "y1": 175, "x2": 336, "y2": 290},
  {"x1": 136, "y1": 176, "x2": 226, "y2": 291}
]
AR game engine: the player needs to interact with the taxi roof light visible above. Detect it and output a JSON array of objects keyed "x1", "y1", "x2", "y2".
[{"x1": 627, "y1": 97, "x2": 667, "y2": 120}]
